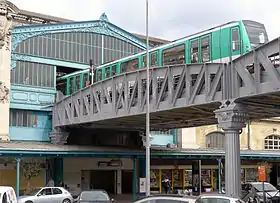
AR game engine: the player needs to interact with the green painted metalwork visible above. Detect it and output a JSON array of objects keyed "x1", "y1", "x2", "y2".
[
  {"x1": 11, "y1": 53, "x2": 89, "y2": 70},
  {"x1": 54, "y1": 158, "x2": 64, "y2": 185},
  {"x1": 11, "y1": 13, "x2": 147, "y2": 54}
]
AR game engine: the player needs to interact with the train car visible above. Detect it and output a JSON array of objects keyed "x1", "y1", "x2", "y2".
[{"x1": 56, "y1": 20, "x2": 268, "y2": 96}]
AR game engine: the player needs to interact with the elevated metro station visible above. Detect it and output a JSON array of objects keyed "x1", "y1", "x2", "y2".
[{"x1": 0, "y1": 0, "x2": 280, "y2": 200}]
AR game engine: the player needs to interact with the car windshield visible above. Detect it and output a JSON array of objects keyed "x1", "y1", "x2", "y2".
[
  {"x1": 252, "y1": 183, "x2": 277, "y2": 192},
  {"x1": 25, "y1": 188, "x2": 41, "y2": 196},
  {"x1": 80, "y1": 191, "x2": 110, "y2": 201}
]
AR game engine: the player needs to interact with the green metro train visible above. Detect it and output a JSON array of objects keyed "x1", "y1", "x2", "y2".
[{"x1": 57, "y1": 20, "x2": 268, "y2": 95}]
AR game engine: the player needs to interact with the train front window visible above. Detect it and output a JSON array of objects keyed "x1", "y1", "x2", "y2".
[{"x1": 243, "y1": 20, "x2": 269, "y2": 48}]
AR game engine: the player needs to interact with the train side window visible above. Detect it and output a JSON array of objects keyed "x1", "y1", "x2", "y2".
[
  {"x1": 151, "y1": 53, "x2": 157, "y2": 67},
  {"x1": 70, "y1": 77, "x2": 75, "y2": 94},
  {"x1": 143, "y1": 55, "x2": 147, "y2": 67},
  {"x1": 76, "y1": 75, "x2": 80, "y2": 90},
  {"x1": 201, "y1": 36, "x2": 210, "y2": 62},
  {"x1": 121, "y1": 58, "x2": 138, "y2": 73},
  {"x1": 190, "y1": 40, "x2": 199, "y2": 63},
  {"x1": 162, "y1": 44, "x2": 185, "y2": 66},
  {"x1": 96, "y1": 69, "x2": 102, "y2": 81},
  {"x1": 232, "y1": 28, "x2": 240, "y2": 51},
  {"x1": 105, "y1": 67, "x2": 111, "y2": 79},
  {"x1": 112, "y1": 65, "x2": 117, "y2": 76},
  {"x1": 83, "y1": 74, "x2": 88, "y2": 87},
  {"x1": 121, "y1": 61, "x2": 128, "y2": 72}
]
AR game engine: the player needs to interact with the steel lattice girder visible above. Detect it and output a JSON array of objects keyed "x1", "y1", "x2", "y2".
[{"x1": 53, "y1": 37, "x2": 280, "y2": 130}]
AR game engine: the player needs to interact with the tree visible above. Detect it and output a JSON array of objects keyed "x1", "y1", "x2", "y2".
[{"x1": 21, "y1": 159, "x2": 42, "y2": 193}]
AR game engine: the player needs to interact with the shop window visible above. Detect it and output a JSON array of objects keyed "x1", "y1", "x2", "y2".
[
  {"x1": 264, "y1": 135, "x2": 280, "y2": 150},
  {"x1": 205, "y1": 131, "x2": 224, "y2": 149},
  {"x1": 201, "y1": 169, "x2": 211, "y2": 186},
  {"x1": 150, "y1": 169, "x2": 160, "y2": 189},
  {"x1": 162, "y1": 44, "x2": 185, "y2": 66},
  {"x1": 245, "y1": 168, "x2": 258, "y2": 182}
]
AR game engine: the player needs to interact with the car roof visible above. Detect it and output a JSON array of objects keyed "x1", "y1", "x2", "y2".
[
  {"x1": 0, "y1": 186, "x2": 15, "y2": 192},
  {"x1": 135, "y1": 195, "x2": 197, "y2": 202},
  {"x1": 199, "y1": 194, "x2": 239, "y2": 200},
  {"x1": 80, "y1": 189, "x2": 109, "y2": 194}
]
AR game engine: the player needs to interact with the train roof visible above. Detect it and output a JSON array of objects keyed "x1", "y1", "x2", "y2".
[{"x1": 57, "y1": 19, "x2": 265, "y2": 80}]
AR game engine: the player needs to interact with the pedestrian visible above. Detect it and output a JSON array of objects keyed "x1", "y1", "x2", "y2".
[
  {"x1": 58, "y1": 180, "x2": 64, "y2": 187},
  {"x1": 162, "y1": 177, "x2": 171, "y2": 194},
  {"x1": 46, "y1": 178, "x2": 54, "y2": 187}
]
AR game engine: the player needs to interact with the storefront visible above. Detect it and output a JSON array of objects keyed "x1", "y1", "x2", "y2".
[{"x1": 150, "y1": 165, "x2": 259, "y2": 193}]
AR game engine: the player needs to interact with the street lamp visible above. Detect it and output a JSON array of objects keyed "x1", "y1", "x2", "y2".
[{"x1": 145, "y1": 0, "x2": 151, "y2": 197}]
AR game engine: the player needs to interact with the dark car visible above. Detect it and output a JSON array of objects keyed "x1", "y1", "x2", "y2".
[
  {"x1": 241, "y1": 182, "x2": 280, "y2": 203},
  {"x1": 78, "y1": 190, "x2": 114, "y2": 203}
]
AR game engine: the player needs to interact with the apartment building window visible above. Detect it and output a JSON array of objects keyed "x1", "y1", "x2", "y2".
[
  {"x1": 264, "y1": 135, "x2": 280, "y2": 150},
  {"x1": 9, "y1": 110, "x2": 37, "y2": 127},
  {"x1": 205, "y1": 132, "x2": 224, "y2": 149}
]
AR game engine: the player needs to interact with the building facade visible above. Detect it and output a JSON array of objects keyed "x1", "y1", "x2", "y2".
[
  {"x1": 0, "y1": 0, "x2": 175, "y2": 196},
  {"x1": 1, "y1": 0, "x2": 280, "y2": 198}
]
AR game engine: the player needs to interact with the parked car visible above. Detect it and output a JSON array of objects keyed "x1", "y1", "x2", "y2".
[
  {"x1": 134, "y1": 194, "x2": 197, "y2": 203},
  {"x1": 197, "y1": 194, "x2": 245, "y2": 203},
  {"x1": 0, "y1": 186, "x2": 17, "y2": 203},
  {"x1": 134, "y1": 194, "x2": 245, "y2": 203},
  {"x1": 17, "y1": 187, "x2": 73, "y2": 203},
  {"x1": 241, "y1": 182, "x2": 280, "y2": 203},
  {"x1": 77, "y1": 190, "x2": 114, "y2": 203}
]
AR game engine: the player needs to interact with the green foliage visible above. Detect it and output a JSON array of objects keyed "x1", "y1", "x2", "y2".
[{"x1": 21, "y1": 159, "x2": 42, "y2": 181}]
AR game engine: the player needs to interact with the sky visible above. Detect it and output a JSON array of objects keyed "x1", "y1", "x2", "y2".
[{"x1": 9, "y1": 0, "x2": 280, "y2": 41}]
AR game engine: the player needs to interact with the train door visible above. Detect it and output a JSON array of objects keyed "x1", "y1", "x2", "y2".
[{"x1": 230, "y1": 26, "x2": 241, "y2": 59}]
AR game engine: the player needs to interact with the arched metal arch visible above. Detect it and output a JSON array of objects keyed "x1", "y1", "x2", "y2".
[{"x1": 11, "y1": 17, "x2": 147, "y2": 53}]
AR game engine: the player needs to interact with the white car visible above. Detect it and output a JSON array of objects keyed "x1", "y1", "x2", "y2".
[
  {"x1": 134, "y1": 194, "x2": 197, "y2": 203},
  {"x1": 196, "y1": 194, "x2": 245, "y2": 203},
  {"x1": 17, "y1": 187, "x2": 74, "y2": 203},
  {"x1": 0, "y1": 186, "x2": 17, "y2": 203}
]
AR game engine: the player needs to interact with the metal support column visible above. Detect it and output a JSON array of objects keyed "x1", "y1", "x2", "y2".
[
  {"x1": 145, "y1": 0, "x2": 151, "y2": 197},
  {"x1": 215, "y1": 101, "x2": 246, "y2": 198},
  {"x1": 218, "y1": 158, "x2": 222, "y2": 194},
  {"x1": 16, "y1": 158, "x2": 21, "y2": 196},
  {"x1": 133, "y1": 158, "x2": 137, "y2": 201}
]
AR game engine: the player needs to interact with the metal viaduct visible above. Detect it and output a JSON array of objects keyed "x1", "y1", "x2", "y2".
[{"x1": 51, "y1": 37, "x2": 280, "y2": 198}]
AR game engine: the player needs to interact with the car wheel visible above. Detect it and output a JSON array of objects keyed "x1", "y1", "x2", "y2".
[
  {"x1": 25, "y1": 201, "x2": 33, "y2": 203},
  {"x1": 62, "y1": 198, "x2": 71, "y2": 203}
]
